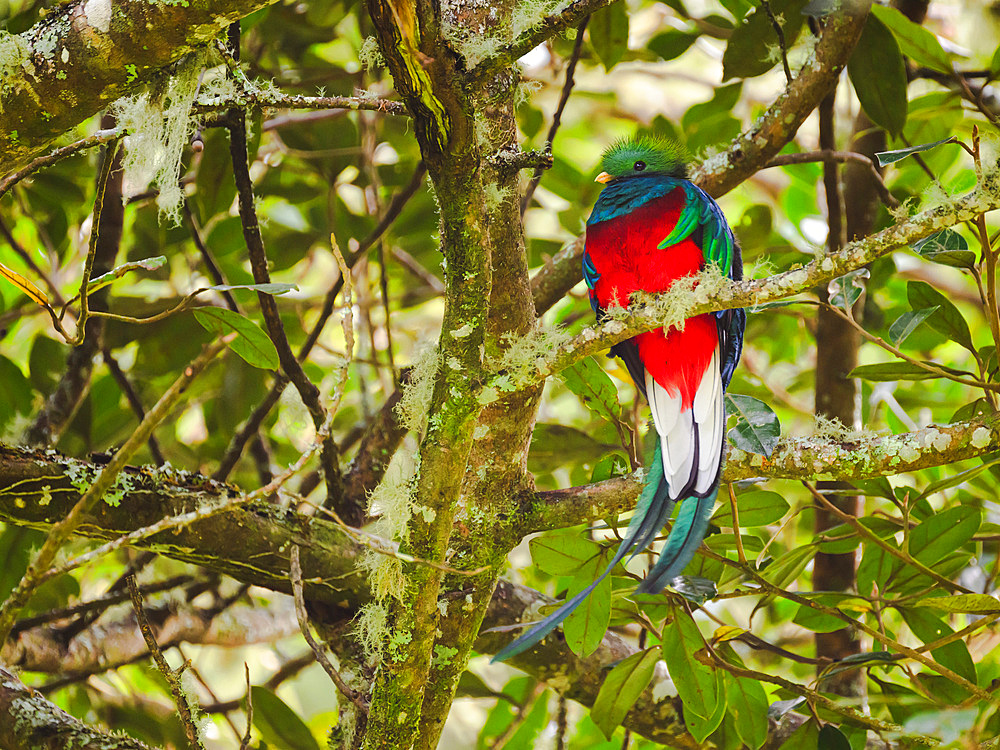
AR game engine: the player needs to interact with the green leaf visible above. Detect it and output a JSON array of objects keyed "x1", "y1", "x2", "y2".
[
  {"x1": 590, "y1": 2, "x2": 629, "y2": 71},
  {"x1": 726, "y1": 394, "x2": 781, "y2": 457},
  {"x1": 888, "y1": 307, "x2": 939, "y2": 347},
  {"x1": 875, "y1": 137, "x2": 958, "y2": 166},
  {"x1": 818, "y1": 724, "x2": 852, "y2": 750},
  {"x1": 712, "y1": 490, "x2": 789, "y2": 527},
  {"x1": 457, "y1": 671, "x2": 515, "y2": 703},
  {"x1": 530, "y1": 534, "x2": 602, "y2": 576},
  {"x1": 648, "y1": 29, "x2": 698, "y2": 61},
  {"x1": 86, "y1": 256, "x2": 167, "y2": 294},
  {"x1": 761, "y1": 544, "x2": 815, "y2": 590},
  {"x1": 663, "y1": 605, "x2": 723, "y2": 728},
  {"x1": 563, "y1": 548, "x2": 613, "y2": 657},
  {"x1": 528, "y1": 424, "x2": 617, "y2": 473},
  {"x1": 776, "y1": 717, "x2": 819, "y2": 750},
  {"x1": 250, "y1": 686, "x2": 321, "y2": 750},
  {"x1": 899, "y1": 607, "x2": 977, "y2": 690},
  {"x1": 722, "y1": 0, "x2": 809, "y2": 80},
  {"x1": 847, "y1": 14, "x2": 907, "y2": 137},
  {"x1": 870, "y1": 5, "x2": 953, "y2": 73},
  {"x1": 561, "y1": 356, "x2": 622, "y2": 424},
  {"x1": 0, "y1": 526, "x2": 44, "y2": 602},
  {"x1": 821, "y1": 651, "x2": 900, "y2": 680},
  {"x1": 684, "y1": 668, "x2": 727, "y2": 743},
  {"x1": 194, "y1": 127, "x2": 238, "y2": 221},
  {"x1": 717, "y1": 645, "x2": 768, "y2": 750},
  {"x1": 193, "y1": 307, "x2": 280, "y2": 369},
  {"x1": 828, "y1": 268, "x2": 868, "y2": 309},
  {"x1": 0, "y1": 355, "x2": 33, "y2": 421},
  {"x1": 906, "y1": 281, "x2": 975, "y2": 352},
  {"x1": 792, "y1": 594, "x2": 868, "y2": 633},
  {"x1": 917, "y1": 593, "x2": 1000, "y2": 614},
  {"x1": 918, "y1": 455, "x2": 1000, "y2": 499},
  {"x1": 912, "y1": 229, "x2": 975, "y2": 268},
  {"x1": 909, "y1": 504, "x2": 980, "y2": 566},
  {"x1": 848, "y1": 361, "x2": 960, "y2": 382},
  {"x1": 591, "y1": 646, "x2": 660, "y2": 739},
  {"x1": 206, "y1": 282, "x2": 298, "y2": 295}
]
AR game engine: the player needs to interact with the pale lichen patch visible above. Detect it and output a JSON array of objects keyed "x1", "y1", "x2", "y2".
[
  {"x1": 972, "y1": 426, "x2": 992, "y2": 449},
  {"x1": 83, "y1": 0, "x2": 112, "y2": 33}
]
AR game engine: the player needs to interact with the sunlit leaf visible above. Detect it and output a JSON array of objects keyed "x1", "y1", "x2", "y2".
[
  {"x1": 193, "y1": 307, "x2": 280, "y2": 370},
  {"x1": 870, "y1": 4, "x2": 953, "y2": 73},
  {"x1": 712, "y1": 490, "x2": 789, "y2": 527},
  {"x1": 0, "y1": 261, "x2": 48, "y2": 306},
  {"x1": 561, "y1": 356, "x2": 622, "y2": 424},
  {"x1": 875, "y1": 137, "x2": 957, "y2": 166},
  {"x1": 86, "y1": 256, "x2": 167, "y2": 294},
  {"x1": 530, "y1": 533, "x2": 602, "y2": 577},
  {"x1": 888, "y1": 307, "x2": 939, "y2": 347},
  {"x1": 726, "y1": 395, "x2": 780, "y2": 457},
  {"x1": 917, "y1": 593, "x2": 1000, "y2": 614}
]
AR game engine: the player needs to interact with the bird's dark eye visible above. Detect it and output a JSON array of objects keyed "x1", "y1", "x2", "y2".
[{"x1": 634, "y1": 161, "x2": 646, "y2": 172}]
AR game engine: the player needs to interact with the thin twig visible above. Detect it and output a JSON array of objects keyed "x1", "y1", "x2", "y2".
[
  {"x1": 290, "y1": 545, "x2": 369, "y2": 713},
  {"x1": 126, "y1": 575, "x2": 206, "y2": 750},
  {"x1": 240, "y1": 664, "x2": 254, "y2": 749},
  {"x1": 227, "y1": 96, "x2": 343, "y2": 506},
  {"x1": 760, "y1": 0, "x2": 792, "y2": 83},
  {"x1": 707, "y1": 551, "x2": 996, "y2": 702},
  {"x1": 11, "y1": 574, "x2": 193, "y2": 635},
  {"x1": 0, "y1": 128, "x2": 123, "y2": 199},
  {"x1": 67, "y1": 138, "x2": 121, "y2": 346},
  {"x1": 764, "y1": 150, "x2": 899, "y2": 208},
  {"x1": 521, "y1": 14, "x2": 589, "y2": 215}
]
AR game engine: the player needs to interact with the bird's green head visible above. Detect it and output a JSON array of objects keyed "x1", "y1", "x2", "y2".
[{"x1": 596, "y1": 136, "x2": 688, "y2": 184}]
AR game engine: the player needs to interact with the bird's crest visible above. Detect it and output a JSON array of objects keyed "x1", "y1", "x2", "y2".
[{"x1": 599, "y1": 136, "x2": 688, "y2": 180}]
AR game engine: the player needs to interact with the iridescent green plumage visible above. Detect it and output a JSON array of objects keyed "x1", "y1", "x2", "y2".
[{"x1": 600, "y1": 136, "x2": 688, "y2": 180}]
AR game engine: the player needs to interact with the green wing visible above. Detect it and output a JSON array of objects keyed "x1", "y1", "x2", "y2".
[{"x1": 657, "y1": 182, "x2": 735, "y2": 277}]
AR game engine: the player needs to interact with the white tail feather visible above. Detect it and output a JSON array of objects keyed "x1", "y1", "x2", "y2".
[{"x1": 647, "y1": 347, "x2": 724, "y2": 499}]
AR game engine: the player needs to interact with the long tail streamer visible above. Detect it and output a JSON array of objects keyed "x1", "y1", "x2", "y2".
[{"x1": 492, "y1": 442, "x2": 715, "y2": 662}]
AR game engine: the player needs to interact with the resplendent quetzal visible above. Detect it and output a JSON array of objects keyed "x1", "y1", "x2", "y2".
[{"x1": 494, "y1": 137, "x2": 745, "y2": 662}]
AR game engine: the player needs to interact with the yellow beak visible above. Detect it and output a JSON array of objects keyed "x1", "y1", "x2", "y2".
[{"x1": 595, "y1": 171, "x2": 613, "y2": 184}]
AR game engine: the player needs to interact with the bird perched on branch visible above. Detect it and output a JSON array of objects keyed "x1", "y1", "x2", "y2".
[{"x1": 494, "y1": 137, "x2": 745, "y2": 662}]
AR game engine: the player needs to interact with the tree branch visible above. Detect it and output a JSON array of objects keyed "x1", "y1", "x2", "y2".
[
  {"x1": 0, "y1": 664, "x2": 153, "y2": 750},
  {"x1": 470, "y1": 0, "x2": 616, "y2": 79},
  {"x1": 519, "y1": 417, "x2": 1000, "y2": 534},
  {"x1": 0, "y1": 0, "x2": 281, "y2": 174}
]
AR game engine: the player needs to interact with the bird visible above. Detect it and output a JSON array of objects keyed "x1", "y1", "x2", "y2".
[{"x1": 493, "y1": 137, "x2": 746, "y2": 663}]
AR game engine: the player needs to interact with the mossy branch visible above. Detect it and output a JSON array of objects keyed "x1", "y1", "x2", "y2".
[
  {"x1": 0, "y1": 0, "x2": 282, "y2": 174},
  {"x1": 0, "y1": 664, "x2": 154, "y2": 750},
  {"x1": 519, "y1": 416, "x2": 1000, "y2": 533}
]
